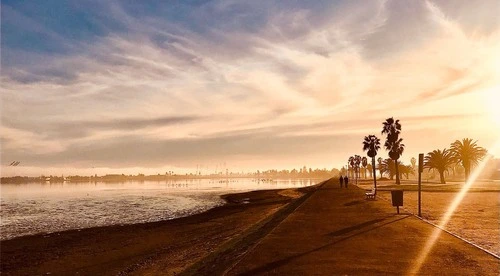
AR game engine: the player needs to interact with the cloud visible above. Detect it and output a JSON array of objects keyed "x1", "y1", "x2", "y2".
[
  {"x1": 1, "y1": 126, "x2": 66, "y2": 154},
  {"x1": 1, "y1": 0, "x2": 499, "y2": 172},
  {"x1": 430, "y1": 0, "x2": 500, "y2": 35},
  {"x1": 1, "y1": 129, "x2": 354, "y2": 168}
]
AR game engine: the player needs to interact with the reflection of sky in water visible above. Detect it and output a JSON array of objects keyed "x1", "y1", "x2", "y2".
[{"x1": 0, "y1": 178, "x2": 317, "y2": 240}]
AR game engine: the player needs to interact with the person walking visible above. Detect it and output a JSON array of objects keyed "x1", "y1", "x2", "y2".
[
  {"x1": 344, "y1": 176, "x2": 349, "y2": 188},
  {"x1": 339, "y1": 175, "x2": 344, "y2": 188}
]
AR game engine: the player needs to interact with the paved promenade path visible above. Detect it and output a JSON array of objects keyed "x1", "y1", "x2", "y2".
[{"x1": 225, "y1": 178, "x2": 499, "y2": 275}]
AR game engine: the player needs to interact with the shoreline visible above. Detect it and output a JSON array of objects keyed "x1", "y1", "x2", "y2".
[
  {"x1": 0, "y1": 176, "x2": 328, "y2": 184},
  {"x1": 0, "y1": 178, "x2": 322, "y2": 241},
  {"x1": 0, "y1": 184, "x2": 319, "y2": 275}
]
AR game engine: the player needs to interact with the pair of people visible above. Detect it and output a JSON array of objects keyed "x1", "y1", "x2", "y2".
[{"x1": 339, "y1": 176, "x2": 349, "y2": 188}]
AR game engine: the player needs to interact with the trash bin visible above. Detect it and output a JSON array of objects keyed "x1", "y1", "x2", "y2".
[
  {"x1": 391, "y1": 190, "x2": 403, "y2": 206},
  {"x1": 391, "y1": 190, "x2": 403, "y2": 213}
]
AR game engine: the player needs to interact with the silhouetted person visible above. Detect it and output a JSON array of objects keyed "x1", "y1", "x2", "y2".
[
  {"x1": 339, "y1": 176, "x2": 344, "y2": 188},
  {"x1": 344, "y1": 176, "x2": 349, "y2": 188}
]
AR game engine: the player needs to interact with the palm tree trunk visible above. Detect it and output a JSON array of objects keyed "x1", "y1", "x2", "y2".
[
  {"x1": 395, "y1": 159, "x2": 400, "y2": 184},
  {"x1": 372, "y1": 157, "x2": 377, "y2": 194},
  {"x1": 439, "y1": 170, "x2": 446, "y2": 184},
  {"x1": 464, "y1": 162, "x2": 470, "y2": 181}
]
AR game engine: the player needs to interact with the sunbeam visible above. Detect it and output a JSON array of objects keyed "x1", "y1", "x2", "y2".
[{"x1": 408, "y1": 139, "x2": 500, "y2": 275}]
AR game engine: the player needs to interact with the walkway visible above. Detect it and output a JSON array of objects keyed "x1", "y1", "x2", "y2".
[{"x1": 225, "y1": 178, "x2": 499, "y2": 275}]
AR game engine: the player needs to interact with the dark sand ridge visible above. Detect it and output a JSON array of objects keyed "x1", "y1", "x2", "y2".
[
  {"x1": 186, "y1": 178, "x2": 499, "y2": 275},
  {"x1": 0, "y1": 185, "x2": 318, "y2": 275}
]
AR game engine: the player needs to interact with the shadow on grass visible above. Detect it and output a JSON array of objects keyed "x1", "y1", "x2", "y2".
[{"x1": 238, "y1": 215, "x2": 411, "y2": 276}]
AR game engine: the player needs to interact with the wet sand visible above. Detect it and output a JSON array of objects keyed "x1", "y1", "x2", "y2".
[{"x1": 0, "y1": 185, "x2": 318, "y2": 275}]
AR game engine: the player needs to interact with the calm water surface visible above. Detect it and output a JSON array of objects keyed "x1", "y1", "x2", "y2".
[{"x1": 0, "y1": 178, "x2": 318, "y2": 240}]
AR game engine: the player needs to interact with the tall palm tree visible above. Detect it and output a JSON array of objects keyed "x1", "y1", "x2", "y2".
[
  {"x1": 382, "y1": 117, "x2": 405, "y2": 184},
  {"x1": 361, "y1": 157, "x2": 368, "y2": 179},
  {"x1": 354, "y1": 155, "x2": 362, "y2": 184},
  {"x1": 348, "y1": 156, "x2": 355, "y2": 178},
  {"x1": 424, "y1": 148, "x2": 454, "y2": 184},
  {"x1": 363, "y1": 135, "x2": 381, "y2": 191},
  {"x1": 388, "y1": 140, "x2": 405, "y2": 183},
  {"x1": 450, "y1": 138, "x2": 487, "y2": 181},
  {"x1": 382, "y1": 117, "x2": 401, "y2": 142}
]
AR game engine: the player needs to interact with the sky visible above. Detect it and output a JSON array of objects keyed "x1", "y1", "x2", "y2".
[{"x1": 1, "y1": 0, "x2": 500, "y2": 177}]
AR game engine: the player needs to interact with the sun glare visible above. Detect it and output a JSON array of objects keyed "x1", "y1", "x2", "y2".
[
  {"x1": 484, "y1": 86, "x2": 500, "y2": 127},
  {"x1": 408, "y1": 139, "x2": 500, "y2": 275}
]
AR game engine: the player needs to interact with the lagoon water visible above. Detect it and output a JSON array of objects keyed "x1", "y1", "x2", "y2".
[{"x1": 0, "y1": 178, "x2": 318, "y2": 240}]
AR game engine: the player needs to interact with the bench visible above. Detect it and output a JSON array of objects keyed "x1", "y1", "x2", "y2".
[{"x1": 365, "y1": 188, "x2": 376, "y2": 200}]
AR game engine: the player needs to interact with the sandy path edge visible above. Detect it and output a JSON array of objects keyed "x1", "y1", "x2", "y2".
[{"x1": 180, "y1": 180, "x2": 325, "y2": 275}]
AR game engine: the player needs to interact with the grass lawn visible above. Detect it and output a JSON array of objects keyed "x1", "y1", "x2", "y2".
[{"x1": 357, "y1": 179, "x2": 500, "y2": 256}]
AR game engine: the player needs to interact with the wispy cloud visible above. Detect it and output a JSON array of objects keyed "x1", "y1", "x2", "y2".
[{"x1": 1, "y1": 0, "x2": 499, "y2": 173}]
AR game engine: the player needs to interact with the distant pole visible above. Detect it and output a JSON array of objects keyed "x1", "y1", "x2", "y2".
[{"x1": 418, "y1": 153, "x2": 424, "y2": 217}]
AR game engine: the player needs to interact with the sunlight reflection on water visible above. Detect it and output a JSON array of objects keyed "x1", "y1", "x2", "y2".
[{"x1": 0, "y1": 178, "x2": 317, "y2": 240}]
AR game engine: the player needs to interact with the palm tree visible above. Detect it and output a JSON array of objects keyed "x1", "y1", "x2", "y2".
[
  {"x1": 354, "y1": 155, "x2": 362, "y2": 184},
  {"x1": 340, "y1": 166, "x2": 347, "y2": 176},
  {"x1": 401, "y1": 164, "x2": 415, "y2": 179},
  {"x1": 382, "y1": 117, "x2": 405, "y2": 184},
  {"x1": 451, "y1": 163, "x2": 464, "y2": 179},
  {"x1": 399, "y1": 164, "x2": 408, "y2": 179},
  {"x1": 410, "y1": 157, "x2": 417, "y2": 178},
  {"x1": 363, "y1": 135, "x2": 381, "y2": 191},
  {"x1": 382, "y1": 117, "x2": 401, "y2": 142},
  {"x1": 381, "y1": 158, "x2": 396, "y2": 179},
  {"x1": 367, "y1": 163, "x2": 373, "y2": 178},
  {"x1": 389, "y1": 140, "x2": 405, "y2": 183},
  {"x1": 424, "y1": 149, "x2": 454, "y2": 183},
  {"x1": 361, "y1": 157, "x2": 368, "y2": 179},
  {"x1": 377, "y1": 157, "x2": 384, "y2": 178},
  {"x1": 450, "y1": 138, "x2": 487, "y2": 181},
  {"x1": 348, "y1": 156, "x2": 355, "y2": 178}
]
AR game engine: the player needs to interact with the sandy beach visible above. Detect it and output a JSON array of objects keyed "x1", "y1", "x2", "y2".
[{"x1": 0, "y1": 185, "x2": 318, "y2": 275}]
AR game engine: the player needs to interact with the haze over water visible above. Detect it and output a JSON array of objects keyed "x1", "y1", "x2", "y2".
[{"x1": 0, "y1": 178, "x2": 317, "y2": 240}]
